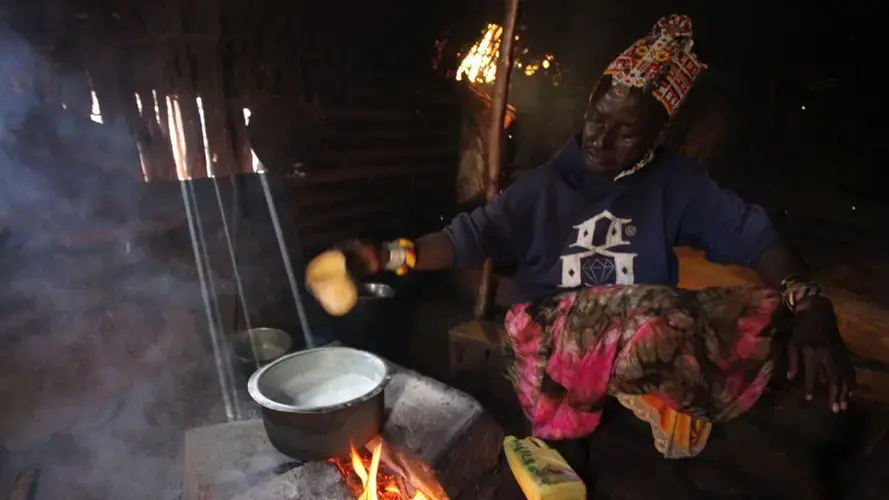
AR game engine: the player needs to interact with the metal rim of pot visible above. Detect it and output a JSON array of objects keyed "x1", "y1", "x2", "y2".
[{"x1": 247, "y1": 346, "x2": 392, "y2": 414}]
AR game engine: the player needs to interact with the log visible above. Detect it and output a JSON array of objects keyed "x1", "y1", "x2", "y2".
[{"x1": 475, "y1": 0, "x2": 521, "y2": 320}]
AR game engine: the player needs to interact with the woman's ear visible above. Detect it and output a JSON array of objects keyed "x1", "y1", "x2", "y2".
[{"x1": 655, "y1": 119, "x2": 673, "y2": 148}]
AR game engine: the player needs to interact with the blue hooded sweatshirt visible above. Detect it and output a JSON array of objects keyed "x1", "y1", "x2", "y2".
[{"x1": 443, "y1": 138, "x2": 779, "y2": 304}]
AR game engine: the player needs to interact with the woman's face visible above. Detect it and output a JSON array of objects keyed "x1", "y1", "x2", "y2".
[{"x1": 580, "y1": 84, "x2": 668, "y2": 177}]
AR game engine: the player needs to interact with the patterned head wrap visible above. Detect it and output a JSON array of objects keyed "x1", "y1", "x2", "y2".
[{"x1": 603, "y1": 14, "x2": 706, "y2": 117}]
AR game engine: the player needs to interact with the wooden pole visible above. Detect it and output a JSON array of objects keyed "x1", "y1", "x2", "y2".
[{"x1": 473, "y1": 0, "x2": 520, "y2": 320}]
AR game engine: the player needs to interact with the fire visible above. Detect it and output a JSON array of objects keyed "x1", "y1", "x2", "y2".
[
  {"x1": 335, "y1": 444, "x2": 434, "y2": 500},
  {"x1": 456, "y1": 23, "x2": 502, "y2": 84},
  {"x1": 454, "y1": 24, "x2": 559, "y2": 84}
]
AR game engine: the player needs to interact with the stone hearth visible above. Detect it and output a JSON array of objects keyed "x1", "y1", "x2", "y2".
[{"x1": 184, "y1": 365, "x2": 504, "y2": 499}]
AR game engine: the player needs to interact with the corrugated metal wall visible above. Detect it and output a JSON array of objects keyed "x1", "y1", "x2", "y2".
[{"x1": 256, "y1": 77, "x2": 465, "y2": 255}]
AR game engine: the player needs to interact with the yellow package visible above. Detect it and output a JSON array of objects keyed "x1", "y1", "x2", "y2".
[{"x1": 503, "y1": 435, "x2": 586, "y2": 500}]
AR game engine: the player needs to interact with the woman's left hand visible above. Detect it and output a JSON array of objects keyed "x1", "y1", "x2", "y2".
[{"x1": 786, "y1": 296, "x2": 856, "y2": 412}]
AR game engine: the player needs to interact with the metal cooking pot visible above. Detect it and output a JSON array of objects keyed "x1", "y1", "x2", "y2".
[
  {"x1": 330, "y1": 283, "x2": 396, "y2": 352},
  {"x1": 247, "y1": 346, "x2": 391, "y2": 460}
]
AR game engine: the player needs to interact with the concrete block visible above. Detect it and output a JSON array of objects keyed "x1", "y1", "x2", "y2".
[
  {"x1": 231, "y1": 462, "x2": 351, "y2": 500},
  {"x1": 184, "y1": 420, "x2": 295, "y2": 500},
  {"x1": 380, "y1": 368, "x2": 504, "y2": 497}
]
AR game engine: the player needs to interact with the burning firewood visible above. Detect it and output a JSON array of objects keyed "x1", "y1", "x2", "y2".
[
  {"x1": 332, "y1": 436, "x2": 449, "y2": 500},
  {"x1": 364, "y1": 437, "x2": 448, "y2": 500}
]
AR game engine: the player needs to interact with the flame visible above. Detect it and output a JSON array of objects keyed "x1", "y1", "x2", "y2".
[
  {"x1": 454, "y1": 24, "x2": 559, "y2": 83},
  {"x1": 456, "y1": 23, "x2": 502, "y2": 84},
  {"x1": 336, "y1": 444, "x2": 433, "y2": 500}
]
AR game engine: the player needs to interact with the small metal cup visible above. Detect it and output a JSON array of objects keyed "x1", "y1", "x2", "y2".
[{"x1": 359, "y1": 283, "x2": 396, "y2": 300}]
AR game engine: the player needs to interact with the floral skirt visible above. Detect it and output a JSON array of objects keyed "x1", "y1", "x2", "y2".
[{"x1": 503, "y1": 284, "x2": 782, "y2": 458}]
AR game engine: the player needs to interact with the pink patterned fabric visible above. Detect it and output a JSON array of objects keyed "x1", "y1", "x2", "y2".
[{"x1": 502, "y1": 284, "x2": 781, "y2": 441}]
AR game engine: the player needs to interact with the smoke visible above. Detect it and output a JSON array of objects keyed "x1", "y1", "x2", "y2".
[{"x1": 0, "y1": 10, "x2": 246, "y2": 500}]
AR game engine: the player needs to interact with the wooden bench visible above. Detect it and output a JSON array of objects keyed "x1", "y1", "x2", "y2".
[{"x1": 448, "y1": 320, "x2": 506, "y2": 379}]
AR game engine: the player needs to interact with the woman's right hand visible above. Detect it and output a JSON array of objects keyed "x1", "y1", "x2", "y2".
[{"x1": 336, "y1": 239, "x2": 385, "y2": 277}]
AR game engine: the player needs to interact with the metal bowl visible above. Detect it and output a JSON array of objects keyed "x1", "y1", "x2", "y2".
[
  {"x1": 247, "y1": 347, "x2": 391, "y2": 459},
  {"x1": 232, "y1": 327, "x2": 292, "y2": 365},
  {"x1": 329, "y1": 282, "x2": 397, "y2": 352}
]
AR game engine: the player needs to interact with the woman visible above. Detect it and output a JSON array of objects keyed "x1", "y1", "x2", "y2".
[{"x1": 345, "y1": 14, "x2": 854, "y2": 460}]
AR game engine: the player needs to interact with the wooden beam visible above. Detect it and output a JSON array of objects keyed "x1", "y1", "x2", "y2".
[{"x1": 474, "y1": 0, "x2": 521, "y2": 320}]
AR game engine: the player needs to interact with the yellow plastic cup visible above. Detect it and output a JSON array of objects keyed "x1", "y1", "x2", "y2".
[{"x1": 305, "y1": 250, "x2": 359, "y2": 316}]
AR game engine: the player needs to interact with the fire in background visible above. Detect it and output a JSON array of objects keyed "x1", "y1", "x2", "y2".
[{"x1": 455, "y1": 23, "x2": 561, "y2": 86}]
